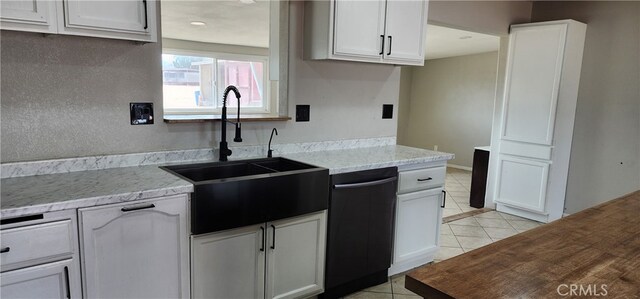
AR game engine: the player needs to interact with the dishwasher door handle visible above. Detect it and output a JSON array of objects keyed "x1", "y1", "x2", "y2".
[{"x1": 333, "y1": 176, "x2": 397, "y2": 189}]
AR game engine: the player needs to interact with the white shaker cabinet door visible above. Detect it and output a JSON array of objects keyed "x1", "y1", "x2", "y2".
[
  {"x1": 78, "y1": 195, "x2": 189, "y2": 299},
  {"x1": 191, "y1": 224, "x2": 266, "y2": 299},
  {"x1": 383, "y1": 0, "x2": 428, "y2": 65},
  {"x1": 394, "y1": 188, "x2": 442, "y2": 264},
  {"x1": 1, "y1": 259, "x2": 79, "y2": 299},
  {"x1": 59, "y1": 0, "x2": 157, "y2": 42},
  {"x1": 266, "y1": 211, "x2": 327, "y2": 299},
  {"x1": 0, "y1": 0, "x2": 58, "y2": 33},
  {"x1": 332, "y1": 0, "x2": 386, "y2": 61}
]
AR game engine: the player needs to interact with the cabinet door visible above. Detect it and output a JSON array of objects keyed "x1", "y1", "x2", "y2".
[
  {"x1": 266, "y1": 211, "x2": 326, "y2": 299},
  {"x1": 1, "y1": 259, "x2": 80, "y2": 299},
  {"x1": 191, "y1": 225, "x2": 266, "y2": 299},
  {"x1": 394, "y1": 188, "x2": 442, "y2": 264},
  {"x1": 332, "y1": 0, "x2": 386, "y2": 61},
  {"x1": 79, "y1": 195, "x2": 189, "y2": 299},
  {"x1": 0, "y1": 0, "x2": 57, "y2": 33},
  {"x1": 383, "y1": 0, "x2": 427, "y2": 65},
  {"x1": 59, "y1": 0, "x2": 157, "y2": 42}
]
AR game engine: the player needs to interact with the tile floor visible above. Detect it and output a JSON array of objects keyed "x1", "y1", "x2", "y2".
[
  {"x1": 443, "y1": 168, "x2": 478, "y2": 218},
  {"x1": 342, "y1": 167, "x2": 545, "y2": 298}
]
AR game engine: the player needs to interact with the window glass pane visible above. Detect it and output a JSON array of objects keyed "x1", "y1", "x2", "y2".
[
  {"x1": 217, "y1": 60, "x2": 264, "y2": 108},
  {"x1": 162, "y1": 54, "x2": 215, "y2": 109}
]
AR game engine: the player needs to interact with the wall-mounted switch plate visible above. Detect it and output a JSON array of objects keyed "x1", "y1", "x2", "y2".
[
  {"x1": 382, "y1": 104, "x2": 393, "y2": 119},
  {"x1": 296, "y1": 105, "x2": 310, "y2": 122},
  {"x1": 130, "y1": 103, "x2": 154, "y2": 125}
]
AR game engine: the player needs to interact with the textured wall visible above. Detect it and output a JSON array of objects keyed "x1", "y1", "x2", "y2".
[
  {"x1": 397, "y1": 52, "x2": 499, "y2": 168},
  {"x1": 428, "y1": 0, "x2": 532, "y2": 35},
  {"x1": 531, "y1": 1, "x2": 640, "y2": 213},
  {"x1": 0, "y1": 1, "x2": 399, "y2": 162}
]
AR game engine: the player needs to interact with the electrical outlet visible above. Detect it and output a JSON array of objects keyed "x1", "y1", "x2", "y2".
[
  {"x1": 434, "y1": 145, "x2": 438, "y2": 152},
  {"x1": 296, "y1": 105, "x2": 310, "y2": 122},
  {"x1": 130, "y1": 103, "x2": 154, "y2": 125},
  {"x1": 382, "y1": 104, "x2": 393, "y2": 119}
]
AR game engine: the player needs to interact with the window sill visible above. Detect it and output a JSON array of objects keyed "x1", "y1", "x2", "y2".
[{"x1": 163, "y1": 114, "x2": 291, "y2": 123}]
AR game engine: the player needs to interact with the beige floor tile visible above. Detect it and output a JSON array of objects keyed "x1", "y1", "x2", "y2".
[
  {"x1": 391, "y1": 276, "x2": 420, "y2": 296},
  {"x1": 443, "y1": 208, "x2": 463, "y2": 217},
  {"x1": 483, "y1": 227, "x2": 518, "y2": 239},
  {"x1": 448, "y1": 190, "x2": 470, "y2": 197},
  {"x1": 448, "y1": 217, "x2": 480, "y2": 227},
  {"x1": 440, "y1": 224, "x2": 453, "y2": 235},
  {"x1": 475, "y1": 218, "x2": 513, "y2": 228},
  {"x1": 459, "y1": 205, "x2": 478, "y2": 212},
  {"x1": 434, "y1": 247, "x2": 465, "y2": 260},
  {"x1": 474, "y1": 211, "x2": 503, "y2": 219},
  {"x1": 440, "y1": 234, "x2": 461, "y2": 248},
  {"x1": 363, "y1": 281, "x2": 392, "y2": 293},
  {"x1": 393, "y1": 295, "x2": 421, "y2": 299},
  {"x1": 497, "y1": 212, "x2": 525, "y2": 220},
  {"x1": 344, "y1": 291, "x2": 393, "y2": 299},
  {"x1": 449, "y1": 224, "x2": 489, "y2": 238},
  {"x1": 444, "y1": 200, "x2": 461, "y2": 210},
  {"x1": 508, "y1": 219, "x2": 542, "y2": 230},
  {"x1": 456, "y1": 236, "x2": 493, "y2": 250},
  {"x1": 450, "y1": 195, "x2": 469, "y2": 204},
  {"x1": 444, "y1": 185, "x2": 468, "y2": 192}
]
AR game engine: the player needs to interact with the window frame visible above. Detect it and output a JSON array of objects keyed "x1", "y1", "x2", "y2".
[{"x1": 162, "y1": 48, "x2": 272, "y2": 115}]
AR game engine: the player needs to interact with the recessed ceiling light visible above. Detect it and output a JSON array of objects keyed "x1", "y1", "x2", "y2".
[
  {"x1": 190, "y1": 21, "x2": 206, "y2": 26},
  {"x1": 459, "y1": 36, "x2": 472, "y2": 40},
  {"x1": 239, "y1": 0, "x2": 256, "y2": 4}
]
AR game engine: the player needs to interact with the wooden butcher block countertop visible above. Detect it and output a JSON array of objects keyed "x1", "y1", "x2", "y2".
[{"x1": 406, "y1": 191, "x2": 640, "y2": 298}]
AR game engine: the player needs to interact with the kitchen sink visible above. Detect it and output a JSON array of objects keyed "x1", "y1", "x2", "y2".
[{"x1": 161, "y1": 157, "x2": 329, "y2": 234}]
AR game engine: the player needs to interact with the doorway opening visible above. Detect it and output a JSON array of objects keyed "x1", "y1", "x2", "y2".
[{"x1": 396, "y1": 24, "x2": 500, "y2": 219}]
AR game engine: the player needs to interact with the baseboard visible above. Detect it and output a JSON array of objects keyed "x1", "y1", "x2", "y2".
[{"x1": 447, "y1": 164, "x2": 472, "y2": 171}]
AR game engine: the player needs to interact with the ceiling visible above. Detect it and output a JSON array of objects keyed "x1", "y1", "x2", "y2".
[
  {"x1": 161, "y1": 2, "x2": 499, "y2": 58},
  {"x1": 425, "y1": 25, "x2": 500, "y2": 60},
  {"x1": 161, "y1": 0, "x2": 270, "y2": 48}
]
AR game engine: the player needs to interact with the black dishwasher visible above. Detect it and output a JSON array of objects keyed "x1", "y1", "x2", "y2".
[{"x1": 322, "y1": 167, "x2": 398, "y2": 299}]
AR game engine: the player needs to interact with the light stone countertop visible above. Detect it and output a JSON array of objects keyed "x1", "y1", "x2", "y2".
[
  {"x1": 0, "y1": 145, "x2": 453, "y2": 219},
  {"x1": 283, "y1": 145, "x2": 454, "y2": 175},
  {"x1": 1, "y1": 166, "x2": 193, "y2": 219}
]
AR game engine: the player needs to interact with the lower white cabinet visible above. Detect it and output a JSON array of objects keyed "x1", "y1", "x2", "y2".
[
  {"x1": 78, "y1": 194, "x2": 190, "y2": 299},
  {"x1": 0, "y1": 210, "x2": 82, "y2": 299},
  {"x1": 390, "y1": 163, "x2": 446, "y2": 276},
  {"x1": 1, "y1": 259, "x2": 75, "y2": 299},
  {"x1": 394, "y1": 189, "x2": 442, "y2": 264},
  {"x1": 192, "y1": 211, "x2": 327, "y2": 299}
]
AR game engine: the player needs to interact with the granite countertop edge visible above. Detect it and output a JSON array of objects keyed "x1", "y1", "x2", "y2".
[{"x1": 1, "y1": 145, "x2": 453, "y2": 219}]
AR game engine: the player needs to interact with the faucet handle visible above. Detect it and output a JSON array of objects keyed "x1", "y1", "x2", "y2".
[{"x1": 233, "y1": 123, "x2": 242, "y2": 142}]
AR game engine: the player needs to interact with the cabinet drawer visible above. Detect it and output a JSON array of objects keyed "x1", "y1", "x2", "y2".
[
  {"x1": 1, "y1": 220, "x2": 75, "y2": 270},
  {"x1": 398, "y1": 166, "x2": 445, "y2": 193}
]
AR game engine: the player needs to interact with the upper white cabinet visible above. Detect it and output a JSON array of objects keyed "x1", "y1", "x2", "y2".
[
  {"x1": 192, "y1": 211, "x2": 327, "y2": 299},
  {"x1": 0, "y1": 0, "x2": 58, "y2": 33},
  {"x1": 0, "y1": 0, "x2": 157, "y2": 42},
  {"x1": 78, "y1": 194, "x2": 190, "y2": 298},
  {"x1": 490, "y1": 20, "x2": 587, "y2": 223},
  {"x1": 304, "y1": 0, "x2": 428, "y2": 66},
  {"x1": 59, "y1": 0, "x2": 157, "y2": 42}
]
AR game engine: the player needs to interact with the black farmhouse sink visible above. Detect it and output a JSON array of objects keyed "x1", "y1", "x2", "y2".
[{"x1": 162, "y1": 157, "x2": 329, "y2": 235}]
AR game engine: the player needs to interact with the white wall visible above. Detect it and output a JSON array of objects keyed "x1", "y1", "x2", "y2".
[
  {"x1": 398, "y1": 52, "x2": 499, "y2": 168},
  {"x1": 0, "y1": 1, "x2": 399, "y2": 163},
  {"x1": 531, "y1": 1, "x2": 640, "y2": 213}
]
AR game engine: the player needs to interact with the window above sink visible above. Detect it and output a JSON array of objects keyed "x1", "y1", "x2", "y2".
[{"x1": 160, "y1": 0, "x2": 290, "y2": 123}]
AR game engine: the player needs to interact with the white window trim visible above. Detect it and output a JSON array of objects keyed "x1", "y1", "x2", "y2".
[{"x1": 162, "y1": 48, "x2": 272, "y2": 115}]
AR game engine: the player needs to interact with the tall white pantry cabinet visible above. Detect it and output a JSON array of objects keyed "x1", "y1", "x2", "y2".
[{"x1": 489, "y1": 20, "x2": 587, "y2": 223}]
